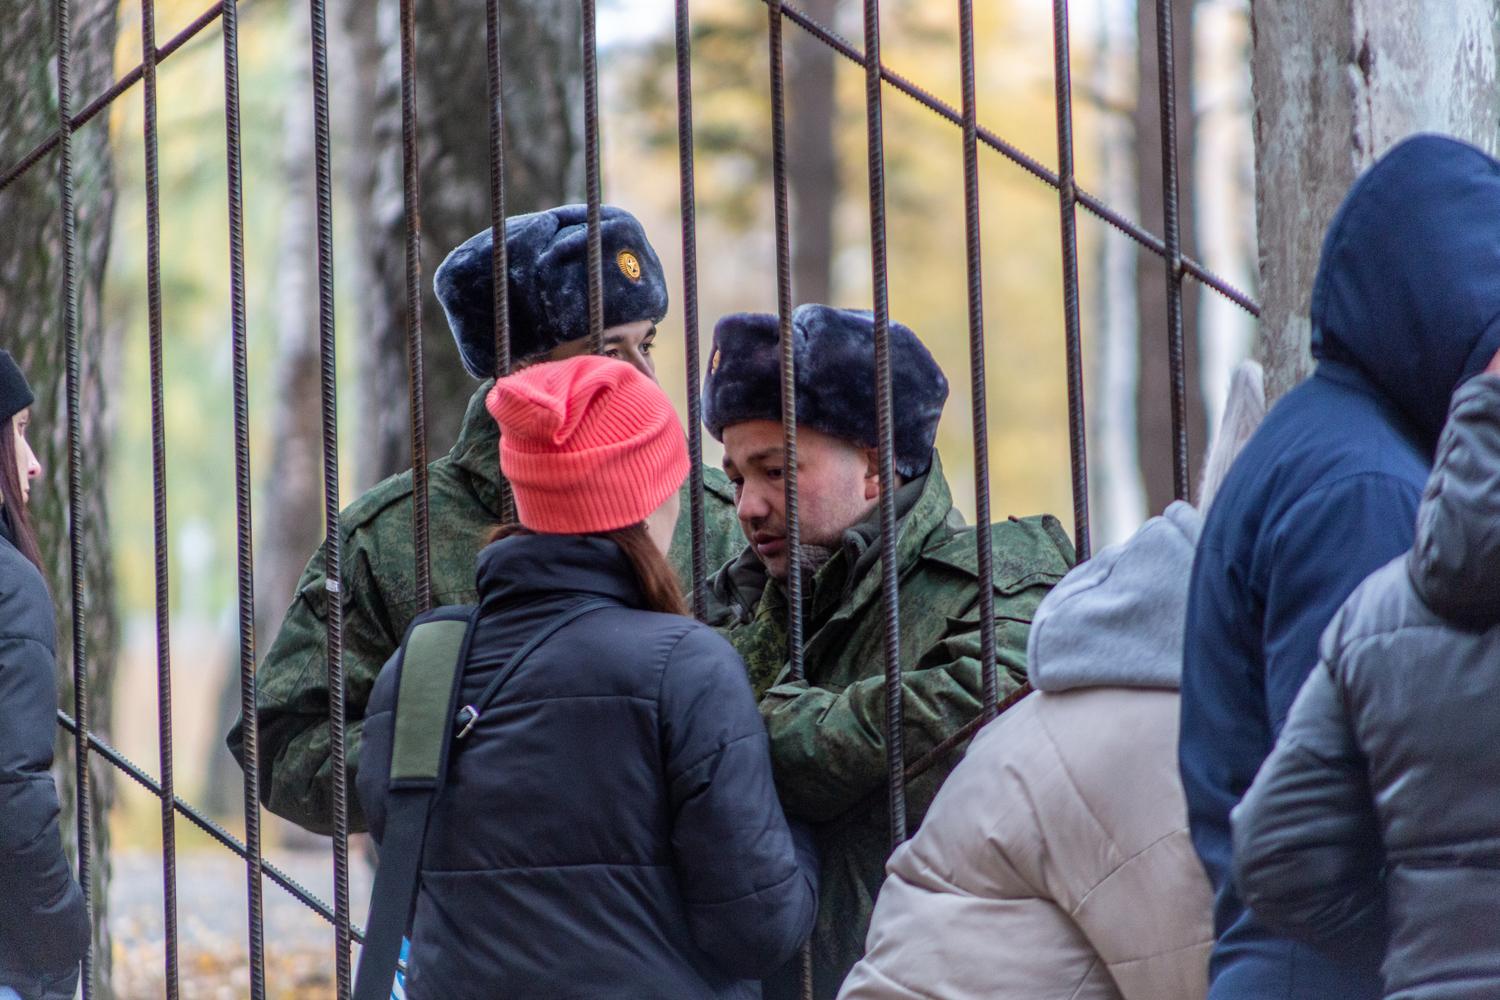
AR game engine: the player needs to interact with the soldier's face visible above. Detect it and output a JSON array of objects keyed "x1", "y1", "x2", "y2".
[
  {"x1": 722, "y1": 420, "x2": 881, "y2": 580},
  {"x1": 544, "y1": 321, "x2": 659, "y2": 381}
]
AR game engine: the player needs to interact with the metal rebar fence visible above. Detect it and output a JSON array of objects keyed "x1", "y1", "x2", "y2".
[{"x1": 4, "y1": 0, "x2": 1260, "y2": 995}]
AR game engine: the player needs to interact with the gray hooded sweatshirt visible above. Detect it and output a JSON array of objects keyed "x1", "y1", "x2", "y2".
[{"x1": 840, "y1": 502, "x2": 1213, "y2": 1000}]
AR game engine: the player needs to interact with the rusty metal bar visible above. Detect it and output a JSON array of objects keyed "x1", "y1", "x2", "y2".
[
  {"x1": 583, "y1": 0, "x2": 604, "y2": 353},
  {"x1": 222, "y1": 0, "x2": 267, "y2": 989},
  {"x1": 764, "y1": 0, "x2": 1258, "y2": 319},
  {"x1": 955, "y1": 0, "x2": 999, "y2": 720},
  {"x1": 1050, "y1": 0, "x2": 1091, "y2": 561},
  {"x1": 859, "y1": 0, "x2": 909, "y2": 849},
  {"x1": 306, "y1": 0, "x2": 351, "y2": 990},
  {"x1": 1156, "y1": 0, "x2": 1190, "y2": 500},
  {"x1": 675, "y1": 0, "x2": 709, "y2": 620},
  {"x1": 399, "y1": 0, "x2": 432, "y2": 612},
  {"x1": 140, "y1": 0, "x2": 180, "y2": 992},
  {"x1": 55, "y1": 0, "x2": 94, "y2": 993},
  {"x1": 0, "y1": 2, "x2": 227, "y2": 195},
  {"x1": 53, "y1": 711, "x2": 389, "y2": 951},
  {"x1": 487, "y1": 0, "x2": 515, "y2": 523},
  {"x1": 766, "y1": 1, "x2": 804, "y2": 679}
]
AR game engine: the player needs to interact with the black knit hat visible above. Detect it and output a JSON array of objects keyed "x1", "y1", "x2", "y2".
[
  {"x1": 434, "y1": 205, "x2": 670, "y2": 379},
  {"x1": 0, "y1": 350, "x2": 34, "y2": 426},
  {"x1": 702, "y1": 304, "x2": 948, "y2": 478}
]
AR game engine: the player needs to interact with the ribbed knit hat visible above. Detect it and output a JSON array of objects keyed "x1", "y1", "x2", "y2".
[
  {"x1": 486, "y1": 356, "x2": 689, "y2": 533},
  {"x1": 0, "y1": 350, "x2": 34, "y2": 425}
]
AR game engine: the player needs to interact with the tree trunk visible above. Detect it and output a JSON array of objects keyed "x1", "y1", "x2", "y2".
[
  {"x1": 1135, "y1": 0, "x2": 1205, "y2": 514},
  {"x1": 1250, "y1": 0, "x2": 1500, "y2": 400},
  {"x1": 352, "y1": 0, "x2": 584, "y2": 488},
  {"x1": 0, "y1": 0, "x2": 119, "y2": 994},
  {"x1": 787, "y1": 0, "x2": 839, "y2": 305},
  {"x1": 1086, "y1": 0, "x2": 1146, "y2": 548}
]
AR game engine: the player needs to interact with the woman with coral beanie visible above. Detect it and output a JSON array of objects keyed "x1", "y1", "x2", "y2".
[{"x1": 357, "y1": 355, "x2": 818, "y2": 999}]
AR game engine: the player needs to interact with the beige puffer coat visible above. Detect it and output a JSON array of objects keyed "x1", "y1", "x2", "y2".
[{"x1": 839, "y1": 503, "x2": 1212, "y2": 1000}]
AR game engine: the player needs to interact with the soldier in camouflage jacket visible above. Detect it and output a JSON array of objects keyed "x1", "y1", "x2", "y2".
[
  {"x1": 226, "y1": 206, "x2": 743, "y2": 833},
  {"x1": 703, "y1": 306, "x2": 1074, "y2": 997}
]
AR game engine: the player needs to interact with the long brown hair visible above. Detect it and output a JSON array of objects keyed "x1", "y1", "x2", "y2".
[
  {"x1": 489, "y1": 522, "x2": 688, "y2": 617},
  {"x1": 0, "y1": 415, "x2": 44, "y2": 573}
]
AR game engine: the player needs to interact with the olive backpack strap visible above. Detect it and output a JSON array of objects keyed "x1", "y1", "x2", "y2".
[
  {"x1": 352, "y1": 597, "x2": 614, "y2": 998},
  {"x1": 353, "y1": 606, "x2": 477, "y2": 1000}
]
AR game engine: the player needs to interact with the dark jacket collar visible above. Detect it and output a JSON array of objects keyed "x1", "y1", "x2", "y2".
[{"x1": 475, "y1": 531, "x2": 644, "y2": 611}]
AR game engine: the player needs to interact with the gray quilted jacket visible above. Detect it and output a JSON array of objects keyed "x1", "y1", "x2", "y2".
[{"x1": 1231, "y1": 372, "x2": 1500, "y2": 1000}]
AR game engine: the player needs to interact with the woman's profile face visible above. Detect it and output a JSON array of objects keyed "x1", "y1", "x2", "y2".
[{"x1": 12, "y1": 409, "x2": 40, "y2": 505}]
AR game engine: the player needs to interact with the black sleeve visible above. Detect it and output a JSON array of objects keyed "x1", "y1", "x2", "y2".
[
  {"x1": 0, "y1": 631, "x2": 89, "y2": 980},
  {"x1": 658, "y1": 625, "x2": 819, "y2": 980},
  {"x1": 355, "y1": 647, "x2": 403, "y2": 845}
]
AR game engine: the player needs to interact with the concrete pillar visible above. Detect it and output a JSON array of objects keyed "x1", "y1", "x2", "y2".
[{"x1": 1249, "y1": 0, "x2": 1500, "y2": 400}]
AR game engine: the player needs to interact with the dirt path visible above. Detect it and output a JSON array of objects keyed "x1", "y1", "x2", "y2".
[{"x1": 110, "y1": 847, "x2": 374, "y2": 999}]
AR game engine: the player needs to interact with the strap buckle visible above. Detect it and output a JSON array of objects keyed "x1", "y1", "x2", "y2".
[{"x1": 455, "y1": 705, "x2": 480, "y2": 740}]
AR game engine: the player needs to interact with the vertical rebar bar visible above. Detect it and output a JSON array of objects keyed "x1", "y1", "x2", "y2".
[
  {"x1": 860, "y1": 0, "x2": 908, "y2": 848},
  {"x1": 582, "y1": 0, "x2": 604, "y2": 353},
  {"x1": 1050, "y1": 0, "x2": 1091, "y2": 562},
  {"x1": 55, "y1": 0, "x2": 93, "y2": 994},
  {"x1": 399, "y1": 0, "x2": 432, "y2": 612},
  {"x1": 1156, "y1": 0, "x2": 1189, "y2": 501},
  {"x1": 767, "y1": 1, "x2": 804, "y2": 680},
  {"x1": 307, "y1": 0, "x2": 350, "y2": 992},
  {"x1": 675, "y1": 0, "x2": 709, "y2": 621},
  {"x1": 956, "y1": 0, "x2": 999, "y2": 720},
  {"x1": 223, "y1": 0, "x2": 266, "y2": 991},
  {"x1": 140, "y1": 0, "x2": 179, "y2": 992},
  {"x1": 486, "y1": 0, "x2": 515, "y2": 523}
]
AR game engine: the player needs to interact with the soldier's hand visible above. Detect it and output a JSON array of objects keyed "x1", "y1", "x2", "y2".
[{"x1": 1488, "y1": 344, "x2": 1500, "y2": 376}]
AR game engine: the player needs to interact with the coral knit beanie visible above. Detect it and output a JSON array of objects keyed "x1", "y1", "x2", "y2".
[{"x1": 486, "y1": 355, "x2": 689, "y2": 534}]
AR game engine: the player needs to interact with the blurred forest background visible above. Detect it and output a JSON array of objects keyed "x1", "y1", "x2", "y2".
[{"x1": 0, "y1": 0, "x2": 1256, "y2": 994}]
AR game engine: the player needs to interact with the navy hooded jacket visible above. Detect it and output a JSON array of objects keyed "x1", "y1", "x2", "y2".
[
  {"x1": 1179, "y1": 134, "x2": 1500, "y2": 1000},
  {"x1": 358, "y1": 532, "x2": 818, "y2": 999}
]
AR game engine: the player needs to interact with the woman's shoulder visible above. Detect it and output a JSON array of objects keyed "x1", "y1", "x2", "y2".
[{"x1": 0, "y1": 536, "x2": 54, "y2": 647}]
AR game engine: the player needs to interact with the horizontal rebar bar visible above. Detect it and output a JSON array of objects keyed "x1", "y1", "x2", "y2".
[
  {"x1": 0, "y1": 2, "x2": 229, "y2": 193},
  {"x1": 766, "y1": 0, "x2": 1259, "y2": 317}
]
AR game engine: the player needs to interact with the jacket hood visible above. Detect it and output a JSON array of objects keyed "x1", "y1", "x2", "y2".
[
  {"x1": 1028, "y1": 501, "x2": 1200, "y2": 692},
  {"x1": 1407, "y1": 374, "x2": 1500, "y2": 628},
  {"x1": 1310, "y1": 134, "x2": 1500, "y2": 448}
]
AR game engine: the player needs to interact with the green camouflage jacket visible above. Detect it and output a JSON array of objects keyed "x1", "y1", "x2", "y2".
[
  {"x1": 226, "y1": 382, "x2": 744, "y2": 834},
  {"x1": 709, "y1": 457, "x2": 1075, "y2": 997}
]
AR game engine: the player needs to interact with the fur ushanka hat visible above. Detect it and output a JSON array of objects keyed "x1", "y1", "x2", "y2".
[
  {"x1": 434, "y1": 204, "x2": 670, "y2": 379},
  {"x1": 702, "y1": 304, "x2": 949, "y2": 478}
]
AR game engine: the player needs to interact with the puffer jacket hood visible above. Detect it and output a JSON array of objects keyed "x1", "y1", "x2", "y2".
[
  {"x1": 1311, "y1": 134, "x2": 1500, "y2": 449},
  {"x1": 1408, "y1": 374, "x2": 1500, "y2": 628},
  {"x1": 1029, "y1": 501, "x2": 1200, "y2": 693}
]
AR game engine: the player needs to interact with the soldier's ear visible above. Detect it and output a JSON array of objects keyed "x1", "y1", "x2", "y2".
[{"x1": 863, "y1": 448, "x2": 881, "y2": 501}]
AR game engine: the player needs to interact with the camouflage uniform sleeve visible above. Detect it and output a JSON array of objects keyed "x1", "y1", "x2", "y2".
[
  {"x1": 759, "y1": 518, "x2": 1072, "y2": 825},
  {"x1": 226, "y1": 536, "x2": 395, "y2": 835},
  {"x1": 759, "y1": 614, "x2": 1032, "y2": 824}
]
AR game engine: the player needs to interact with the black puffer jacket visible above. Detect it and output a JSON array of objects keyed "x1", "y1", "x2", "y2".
[
  {"x1": 359, "y1": 532, "x2": 818, "y2": 999},
  {"x1": 0, "y1": 514, "x2": 88, "y2": 999},
  {"x1": 1232, "y1": 373, "x2": 1500, "y2": 999}
]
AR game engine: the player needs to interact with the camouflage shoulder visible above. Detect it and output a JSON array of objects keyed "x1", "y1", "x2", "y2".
[
  {"x1": 335, "y1": 467, "x2": 418, "y2": 537},
  {"x1": 700, "y1": 464, "x2": 736, "y2": 504},
  {"x1": 921, "y1": 513, "x2": 1076, "y2": 592}
]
